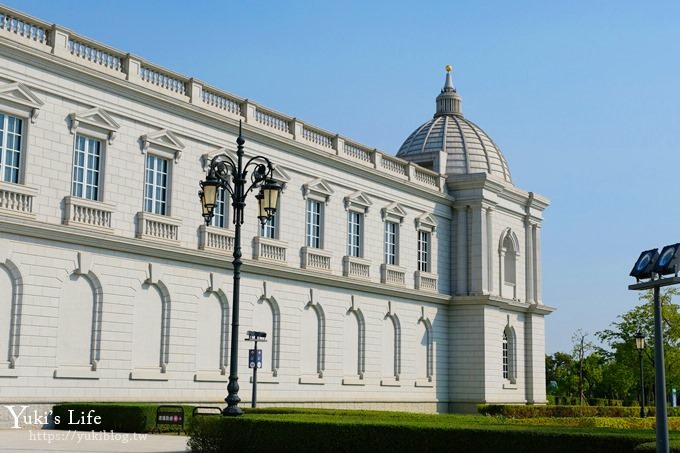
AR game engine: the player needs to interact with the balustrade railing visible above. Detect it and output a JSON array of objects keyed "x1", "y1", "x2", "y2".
[
  {"x1": 0, "y1": 11, "x2": 49, "y2": 46},
  {"x1": 139, "y1": 65, "x2": 187, "y2": 96},
  {"x1": 343, "y1": 256, "x2": 370, "y2": 280},
  {"x1": 0, "y1": 182, "x2": 36, "y2": 217},
  {"x1": 380, "y1": 264, "x2": 406, "y2": 286},
  {"x1": 343, "y1": 142, "x2": 372, "y2": 163},
  {"x1": 380, "y1": 155, "x2": 408, "y2": 176},
  {"x1": 255, "y1": 108, "x2": 291, "y2": 134},
  {"x1": 0, "y1": 4, "x2": 445, "y2": 212},
  {"x1": 63, "y1": 196, "x2": 113, "y2": 230},
  {"x1": 302, "y1": 126, "x2": 333, "y2": 149},
  {"x1": 136, "y1": 212, "x2": 180, "y2": 242},
  {"x1": 413, "y1": 167, "x2": 438, "y2": 187},
  {"x1": 68, "y1": 38, "x2": 123, "y2": 72},
  {"x1": 202, "y1": 89, "x2": 241, "y2": 115},
  {"x1": 198, "y1": 225, "x2": 235, "y2": 252},
  {"x1": 415, "y1": 271, "x2": 438, "y2": 292},
  {"x1": 253, "y1": 236, "x2": 287, "y2": 264},
  {"x1": 301, "y1": 247, "x2": 332, "y2": 272}
]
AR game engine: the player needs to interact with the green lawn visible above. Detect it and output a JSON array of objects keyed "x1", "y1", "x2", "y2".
[{"x1": 189, "y1": 408, "x2": 680, "y2": 452}]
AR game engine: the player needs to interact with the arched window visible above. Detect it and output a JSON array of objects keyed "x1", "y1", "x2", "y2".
[
  {"x1": 503, "y1": 325, "x2": 516, "y2": 383},
  {"x1": 499, "y1": 229, "x2": 519, "y2": 299},
  {"x1": 503, "y1": 236, "x2": 516, "y2": 285},
  {"x1": 502, "y1": 331, "x2": 509, "y2": 380}
]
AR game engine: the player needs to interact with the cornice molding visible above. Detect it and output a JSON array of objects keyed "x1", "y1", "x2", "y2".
[
  {"x1": 0, "y1": 36, "x2": 454, "y2": 206},
  {"x1": 0, "y1": 215, "x2": 451, "y2": 305}
]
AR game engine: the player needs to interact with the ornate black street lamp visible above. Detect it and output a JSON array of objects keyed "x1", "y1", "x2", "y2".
[
  {"x1": 635, "y1": 330, "x2": 646, "y2": 418},
  {"x1": 198, "y1": 122, "x2": 282, "y2": 416}
]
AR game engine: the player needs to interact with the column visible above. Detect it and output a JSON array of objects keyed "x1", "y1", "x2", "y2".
[{"x1": 524, "y1": 218, "x2": 534, "y2": 304}]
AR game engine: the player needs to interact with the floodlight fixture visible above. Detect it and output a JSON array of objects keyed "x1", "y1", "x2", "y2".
[
  {"x1": 653, "y1": 243, "x2": 680, "y2": 276},
  {"x1": 630, "y1": 249, "x2": 659, "y2": 280},
  {"x1": 246, "y1": 330, "x2": 267, "y2": 341}
]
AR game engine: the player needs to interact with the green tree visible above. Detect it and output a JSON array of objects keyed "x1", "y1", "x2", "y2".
[
  {"x1": 546, "y1": 351, "x2": 576, "y2": 397},
  {"x1": 598, "y1": 288, "x2": 680, "y2": 405}
]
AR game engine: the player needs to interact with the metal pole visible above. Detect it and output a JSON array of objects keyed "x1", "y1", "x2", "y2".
[
  {"x1": 639, "y1": 350, "x2": 645, "y2": 418},
  {"x1": 223, "y1": 132, "x2": 247, "y2": 417},
  {"x1": 653, "y1": 285, "x2": 669, "y2": 452},
  {"x1": 252, "y1": 339, "x2": 258, "y2": 409}
]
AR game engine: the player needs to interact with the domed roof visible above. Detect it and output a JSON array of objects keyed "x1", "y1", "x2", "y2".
[{"x1": 397, "y1": 67, "x2": 512, "y2": 183}]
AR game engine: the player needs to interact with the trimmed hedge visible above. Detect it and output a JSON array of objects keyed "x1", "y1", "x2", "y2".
[
  {"x1": 188, "y1": 415, "x2": 655, "y2": 453},
  {"x1": 476, "y1": 404, "x2": 680, "y2": 418},
  {"x1": 52, "y1": 403, "x2": 197, "y2": 433},
  {"x1": 634, "y1": 441, "x2": 680, "y2": 452},
  {"x1": 553, "y1": 397, "x2": 625, "y2": 407}
]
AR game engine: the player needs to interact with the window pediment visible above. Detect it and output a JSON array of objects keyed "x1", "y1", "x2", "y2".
[
  {"x1": 343, "y1": 191, "x2": 372, "y2": 213},
  {"x1": 69, "y1": 107, "x2": 120, "y2": 144},
  {"x1": 0, "y1": 82, "x2": 43, "y2": 123},
  {"x1": 271, "y1": 165, "x2": 291, "y2": 186},
  {"x1": 381, "y1": 202, "x2": 407, "y2": 224},
  {"x1": 142, "y1": 129, "x2": 184, "y2": 162},
  {"x1": 201, "y1": 147, "x2": 236, "y2": 172},
  {"x1": 303, "y1": 178, "x2": 333, "y2": 203},
  {"x1": 415, "y1": 213, "x2": 437, "y2": 233}
]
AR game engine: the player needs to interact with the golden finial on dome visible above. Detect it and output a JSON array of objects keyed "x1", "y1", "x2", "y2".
[{"x1": 445, "y1": 64, "x2": 453, "y2": 73}]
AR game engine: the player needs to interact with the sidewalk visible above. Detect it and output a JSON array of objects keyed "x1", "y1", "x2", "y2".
[{"x1": 0, "y1": 429, "x2": 189, "y2": 452}]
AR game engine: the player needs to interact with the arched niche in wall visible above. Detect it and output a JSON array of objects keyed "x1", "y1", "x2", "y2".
[
  {"x1": 342, "y1": 296, "x2": 365, "y2": 386},
  {"x1": 194, "y1": 272, "x2": 229, "y2": 382},
  {"x1": 54, "y1": 252, "x2": 102, "y2": 380},
  {"x1": 299, "y1": 288, "x2": 325, "y2": 384},
  {"x1": 381, "y1": 301, "x2": 401, "y2": 387},
  {"x1": 0, "y1": 255, "x2": 22, "y2": 377},
  {"x1": 130, "y1": 263, "x2": 170, "y2": 381}
]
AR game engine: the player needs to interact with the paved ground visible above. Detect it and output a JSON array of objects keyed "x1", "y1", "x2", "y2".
[{"x1": 0, "y1": 429, "x2": 189, "y2": 452}]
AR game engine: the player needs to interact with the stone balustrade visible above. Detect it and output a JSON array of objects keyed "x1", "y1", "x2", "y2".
[
  {"x1": 253, "y1": 236, "x2": 287, "y2": 264},
  {"x1": 63, "y1": 196, "x2": 114, "y2": 230},
  {"x1": 0, "y1": 181, "x2": 37, "y2": 218},
  {"x1": 342, "y1": 256, "x2": 371, "y2": 280},
  {"x1": 198, "y1": 225, "x2": 235, "y2": 252},
  {"x1": 136, "y1": 212, "x2": 180, "y2": 243},
  {"x1": 0, "y1": 5, "x2": 444, "y2": 193},
  {"x1": 380, "y1": 264, "x2": 406, "y2": 286},
  {"x1": 301, "y1": 247, "x2": 332, "y2": 272},
  {"x1": 415, "y1": 271, "x2": 438, "y2": 292}
]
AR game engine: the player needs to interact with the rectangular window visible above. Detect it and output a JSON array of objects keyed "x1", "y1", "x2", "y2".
[
  {"x1": 384, "y1": 221, "x2": 398, "y2": 265},
  {"x1": 306, "y1": 199, "x2": 322, "y2": 248},
  {"x1": 0, "y1": 113, "x2": 23, "y2": 183},
  {"x1": 144, "y1": 154, "x2": 169, "y2": 215},
  {"x1": 417, "y1": 231, "x2": 430, "y2": 272},
  {"x1": 260, "y1": 211, "x2": 277, "y2": 239},
  {"x1": 347, "y1": 211, "x2": 362, "y2": 257},
  {"x1": 72, "y1": 134, "x2": 102, "y2": 200},
  {"x1": 211, "y1": 188, "x2": 228, "y2": 228}
]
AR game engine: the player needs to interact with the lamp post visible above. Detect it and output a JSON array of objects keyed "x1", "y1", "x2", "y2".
[
  {"x1": 198, "y1": 122, "x2": 282, "y2": 416},
  {"x1": 629, "y1": 243, "x2": 680, "y2": 453},
  {"x1": 635, "y1": 330, "x2": 646, "y2": 418}
]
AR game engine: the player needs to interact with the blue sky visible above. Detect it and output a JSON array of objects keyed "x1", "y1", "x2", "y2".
[{"x1": 5, "y1": 0, "x2": 680, "y2": 353}]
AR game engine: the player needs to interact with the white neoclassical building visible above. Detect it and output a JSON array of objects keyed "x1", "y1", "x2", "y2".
[{"x1": 0, "y1": 6, "x2": 553, "y2": 415}]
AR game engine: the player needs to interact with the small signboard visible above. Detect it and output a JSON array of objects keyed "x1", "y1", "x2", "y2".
[
  {"x1": 153, "y1": 405, "x2": 184, "y2": 434},
  {"x1": 249, "y1": 349, "x2": 262, "y2": 369}
]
